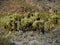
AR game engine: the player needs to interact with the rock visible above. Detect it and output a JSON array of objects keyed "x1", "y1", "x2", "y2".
[
  {"x1": 47, "y1": 38, "x2": 53, "y2": 43},
  {"x1": 26, "y1": 31, "x2": 34, "y2": 36},
  {"x1": 9, "y1": 42, "x2": 15, "y2": 45},
  {"x1": 21, "y1": 38, "x2": 29, "y2": 45},
  {"x1": 29, "y1": 40, "x2": 40, "y2": 45},
  {"x1": 27, "y1": 36, "x2": 36, "y2": 41},
  {"x1": 55, "y1": 39, "x2": 60, "y2": 43}
]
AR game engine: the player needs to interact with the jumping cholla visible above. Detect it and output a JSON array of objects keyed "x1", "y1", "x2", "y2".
[{"x1": 3, "y1": 12, "x2": 58, "y2": 34}]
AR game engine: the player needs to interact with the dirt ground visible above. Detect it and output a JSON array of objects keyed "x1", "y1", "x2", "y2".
[{"x1": 9, "y1": 28, "x2": 60, "y2": 45}]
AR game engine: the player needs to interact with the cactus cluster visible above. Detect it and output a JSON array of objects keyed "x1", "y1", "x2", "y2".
[{"x1": 3, "y1": 12, "x2": 60, "y2": 34}]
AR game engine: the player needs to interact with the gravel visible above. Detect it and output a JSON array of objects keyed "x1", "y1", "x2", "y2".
[
  {"x1": 0, "y1": 27, "x2": 60, "y2": 45},
  {"x1": 10, "y1": 29, "x2": 60, "y2": 45}
]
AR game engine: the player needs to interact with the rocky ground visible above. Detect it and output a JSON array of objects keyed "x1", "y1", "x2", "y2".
[
  {"x1": 9, "y1": 28, "x2": 60, "y2": 45},
  {"x1": 0, "y1": 27, "x2": 60, "y2": 45}
]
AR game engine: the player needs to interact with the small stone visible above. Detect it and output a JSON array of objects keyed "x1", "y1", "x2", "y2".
[
  {"x1": 29, "y1": 40, "x2": 40, "y2": 45},
  {"x1": 9, "y1": 43, "x2": 15, "y2": 45}
]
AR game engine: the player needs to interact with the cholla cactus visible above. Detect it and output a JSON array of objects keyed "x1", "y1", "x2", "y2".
[
  {"x1": 32, "y1": 21, "x2": 39, "y2": 28},
  {"x1": 44, "y1": 20, "x2": 51, "y2": 32},
  {"x1": 32, "y1": 20, "x2": 44, "y2": 31},
  {"x1": 44, "y1": 20, "x2": 55, "y2": 32},
  {"x1": 2, "y1": 12, "x2": 58, "y2": 34},
  {"x1": 51, "y1": 14, "x2": 59, "y2": 24}
]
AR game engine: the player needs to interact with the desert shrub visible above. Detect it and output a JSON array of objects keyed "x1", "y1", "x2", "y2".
[
  {"x1": 0, "y1": 30, "x2": 11, "y2": 45},
  {"x1": 0, "y1": 37, "x2": 10, "y2": 45}
]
